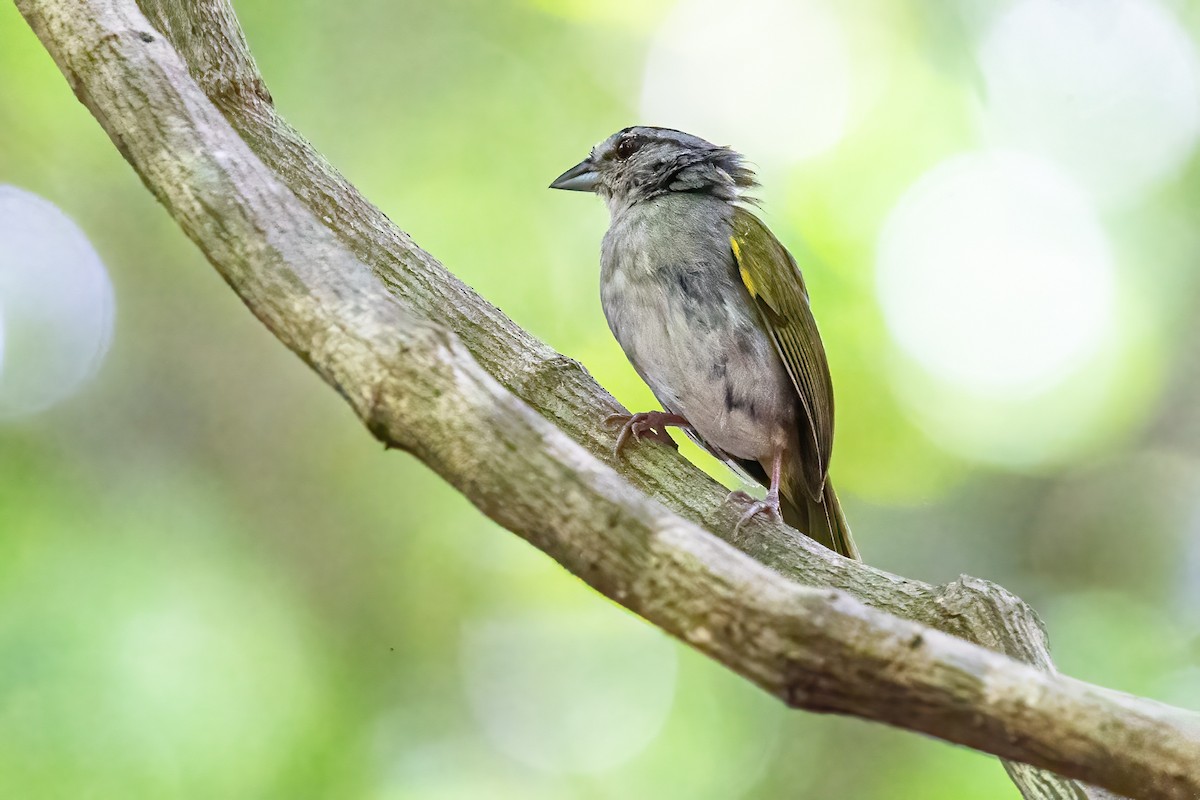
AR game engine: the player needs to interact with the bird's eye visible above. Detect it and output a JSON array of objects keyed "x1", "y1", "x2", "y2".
[{"x1": 614, "y1": 137, "x2": 640, "y2": 160}]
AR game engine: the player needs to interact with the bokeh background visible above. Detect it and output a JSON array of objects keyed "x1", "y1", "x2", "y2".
[{"x1": 3, "y1": 0, "x2": 1200, "y2": 796}]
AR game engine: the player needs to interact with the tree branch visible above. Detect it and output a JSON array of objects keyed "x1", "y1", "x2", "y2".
[
  {"x1": 121, "y1": 8, "x2": 1133, "y2": 796},
  {"x1": 15, "y1": 0, "x2": 1200, "y2": 797}
]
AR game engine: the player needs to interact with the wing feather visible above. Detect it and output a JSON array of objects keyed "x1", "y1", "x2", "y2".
[{"x1": 730, "y1": 207, "x2": 834, "y2": 500}]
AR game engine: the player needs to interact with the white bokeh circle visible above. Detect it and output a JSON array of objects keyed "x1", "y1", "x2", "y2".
[
  {"x1": 0, "y1": 186, "x2": 114, "y2": 418},
  {"x1": 460, "y1": 610, "x2": 677, "y2": 775},
  {"x1": 978, "y1": 0, "x2": 1200, "y2": 205},
  {"x1": 640, "y1": 0, "x2": 852, "y2": 164},
  {"x1": 877, "y1": 151, "x2": 1116, "y2": 395}
]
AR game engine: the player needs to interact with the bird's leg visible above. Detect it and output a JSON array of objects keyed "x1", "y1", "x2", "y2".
[
  {"x1": 736, "y1": 449, "x2": 784, "y2": 530},
  {"x1": 604, "y1": 411, "x2": 688, "y2": 456}
]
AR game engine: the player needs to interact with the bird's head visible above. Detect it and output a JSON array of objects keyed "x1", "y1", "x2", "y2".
[{"x1": 549, "y1": 126, "x2": 756, "y2": 213}]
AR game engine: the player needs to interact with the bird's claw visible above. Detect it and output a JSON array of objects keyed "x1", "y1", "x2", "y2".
[
  {"x1": 605, "y1": 411, "x2": 681, "y2": 456},
  {"x1": 724, "y1": 489, "x2": 755, "y2": 504},
  {"x1": 734, "y1": 491, "x2": 781, "y2": 531}
]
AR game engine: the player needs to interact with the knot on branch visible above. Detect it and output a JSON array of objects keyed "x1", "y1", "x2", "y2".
[
  {"x1": 518, "y1": 351, "x2": 594, "y2": 398},
  {"x1": 203, "y1": 70, "x2": 273, "y2": 109}
]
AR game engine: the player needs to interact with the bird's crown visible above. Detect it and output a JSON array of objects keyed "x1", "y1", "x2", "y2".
[{"x1": 551, "y1": 126, "x2": 758, "y2": 210}]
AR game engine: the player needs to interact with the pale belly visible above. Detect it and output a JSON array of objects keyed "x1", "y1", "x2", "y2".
[{"x1": 600, "y1": 266, "x2": 797, "y2": 463}]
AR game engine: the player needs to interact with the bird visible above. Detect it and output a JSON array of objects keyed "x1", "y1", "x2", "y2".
[{"x1": 550, "y1": 126, "x2": 860, "y2": 560}]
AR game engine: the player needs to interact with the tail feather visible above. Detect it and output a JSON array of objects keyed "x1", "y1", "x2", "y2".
[{"x1": 780, "y1": 480, "x2": 860, "y2": 561}]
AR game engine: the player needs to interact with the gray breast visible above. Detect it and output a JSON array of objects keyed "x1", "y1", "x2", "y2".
[{"x1": 599, "y1": 194, "x2": 797, "y2": 462}]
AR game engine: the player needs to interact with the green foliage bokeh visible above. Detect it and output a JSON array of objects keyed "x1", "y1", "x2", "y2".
[{"x1": 2, "y1": 0, "x2": 1200, "y2": 797}]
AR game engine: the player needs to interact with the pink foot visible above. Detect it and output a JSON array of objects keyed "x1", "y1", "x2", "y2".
[
  {"x1": 604, "y1": 411, "x2": 686, "y2": 456},
  {"x1": 735, "y1": 489, "x2": 781, "y2": 531}
]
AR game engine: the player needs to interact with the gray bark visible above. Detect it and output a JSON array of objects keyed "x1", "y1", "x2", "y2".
[{"x1": 13, "y1": 0, "x2": 1200, "y2": 797}]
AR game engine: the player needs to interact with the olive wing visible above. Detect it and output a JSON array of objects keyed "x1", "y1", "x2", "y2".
[{"x1": 730, "y1": 207, "x2": 834, "y2": 500}]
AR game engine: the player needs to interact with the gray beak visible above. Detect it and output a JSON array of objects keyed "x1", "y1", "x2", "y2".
[{"x1": 549, "y1": 159, "x2": 600, "y2": 192}]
